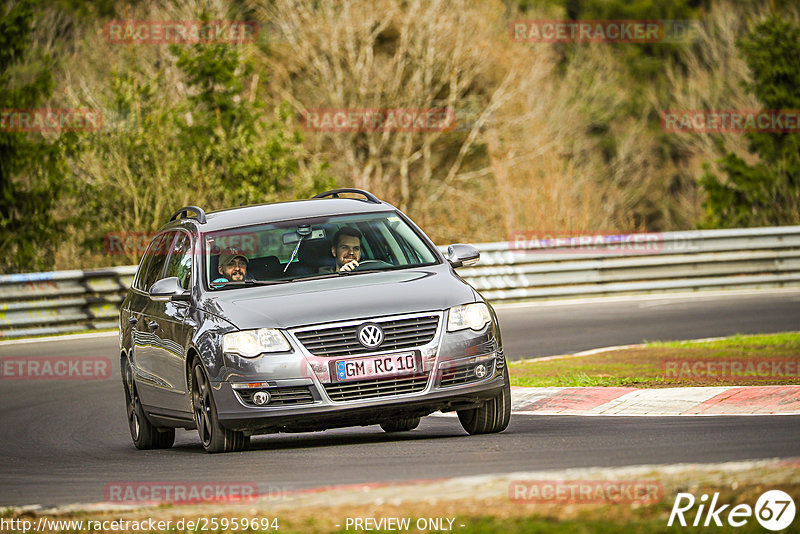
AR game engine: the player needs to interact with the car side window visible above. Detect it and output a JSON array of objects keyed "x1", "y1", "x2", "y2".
[
  {"x1": 141, "y1": 232, "x2": 176, "y2": 291},
  {"x1": 164, "y1": 233, "x2": 193, "y2": 289},
  {"x1": 134, "y1": 234, "x2": 163, "y2": 291}
]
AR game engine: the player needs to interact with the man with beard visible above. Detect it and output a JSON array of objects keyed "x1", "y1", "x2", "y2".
[
  {"x1": 330, "y1": 227, "x2": 362, "y2": 272},
  {"x1": 211, "y1": 250, "x2": 249, "y2": 287}
]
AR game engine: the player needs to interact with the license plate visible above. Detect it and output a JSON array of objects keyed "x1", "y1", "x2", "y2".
[{"x1": 333, "y1": 352, "x2": 418, "y2": 381}]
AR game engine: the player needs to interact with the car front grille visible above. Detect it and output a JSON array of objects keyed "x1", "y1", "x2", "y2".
[
  {"x1": 323, "y1": 373, "x2": 430, "y2": 402},
  {"x1": 438, "y1": 359, "x2": 496, "y2": 388},
  {"x1": 235, "y1": 386, "x2": 315, "y2": 407},
  {"x1": 293, "y1": 314, "x2": 440, "y2": 357}
]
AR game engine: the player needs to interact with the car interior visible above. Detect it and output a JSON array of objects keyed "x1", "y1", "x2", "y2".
[{"x1": 205, "y1": 215, "x2": 438, "y2": 287}]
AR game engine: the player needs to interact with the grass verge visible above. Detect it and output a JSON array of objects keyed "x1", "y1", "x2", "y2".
[
  {"x1": 509, "y1": 332, "x2": 800, "y2": 388},
  {"x1": 2, "y1": 477, "x2": 797, "y2": 533}
]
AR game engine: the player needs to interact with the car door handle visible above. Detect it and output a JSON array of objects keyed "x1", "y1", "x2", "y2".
[
  {"x1": 128, "y1": 316, "x2": 138, "y2": 325},
  {"x1": 147, "y1": 320, "x2": 159, "y2": 331}
]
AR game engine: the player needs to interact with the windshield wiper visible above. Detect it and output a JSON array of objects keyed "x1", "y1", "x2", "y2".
[
  {"x1": 289, "y1": 269, "x2": 386, "y2": 282},
  {"x1": 289, "y1": 272, "x2": 341, "y2": 282},
  {"x1": 284, "y1": 235, "x2": 305, "y2": 273},
  {"x1": 338, "y1": 269, "x2": 383, "y2": 275},
  {"x1": 213, "y1": 279, "x2": 291, "y2": 287}
]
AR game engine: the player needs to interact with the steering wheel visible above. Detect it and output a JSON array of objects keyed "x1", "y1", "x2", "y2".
[{"x1": 354, "y1": 259, "x2": 393, "y2": 271}]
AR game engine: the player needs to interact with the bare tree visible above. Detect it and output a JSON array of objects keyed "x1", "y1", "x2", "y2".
[{"x1": 257, "y1": 0, "x2": 527, "y2": 214}]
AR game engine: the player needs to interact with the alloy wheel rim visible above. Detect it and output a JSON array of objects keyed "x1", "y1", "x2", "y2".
[
  {"x1": 193, "y1": 366, "x2": 212, "y2": 447},
  {"x1": 125, "y1": 365, "x2": 140, "y2": 440}
]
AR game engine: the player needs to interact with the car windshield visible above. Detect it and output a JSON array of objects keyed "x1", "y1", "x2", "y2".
[{"x1": 204, "y1": 211, "x2": 439, "y2": 289}]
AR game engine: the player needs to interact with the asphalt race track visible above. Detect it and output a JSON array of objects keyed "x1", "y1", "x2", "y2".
[
  {"x1": 1, "y1": 289, "x2": 799, "y2": 507},
  {"x1": 496, "y1": 288, "x2": 800, "y2": 359}
]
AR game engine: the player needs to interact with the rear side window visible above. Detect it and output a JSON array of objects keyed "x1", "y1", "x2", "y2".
[
  {"x1": 134, "y1": 235, "x2": 163, "y2": 291},
  {"x1": 164, "y1": 232, "x2": 193, "y2": 289},
  {"x1": 135, "y1": 233, "x2": 176, "y2": 291}
]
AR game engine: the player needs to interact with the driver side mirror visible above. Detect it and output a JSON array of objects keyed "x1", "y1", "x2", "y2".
[
  {"x1": 149, "y1": 277, "x2": 190, "y2": 302},
  {"x1": 446, "y1": 244, "x2": 480, "y2": 268}
]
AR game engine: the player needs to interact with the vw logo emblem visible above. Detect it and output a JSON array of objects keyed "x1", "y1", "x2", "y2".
[{"x1": 357, "y1": 323, "x2": 384, "y2": 348}]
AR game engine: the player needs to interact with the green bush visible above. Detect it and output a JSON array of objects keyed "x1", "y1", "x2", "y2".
[{"x1": 700, "y1": 16, "x2": 800, "y2": 227}]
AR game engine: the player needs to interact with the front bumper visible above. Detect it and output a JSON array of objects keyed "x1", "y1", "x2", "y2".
[
  {"x1": 215, "y1": 364, "x2": 506, "y2": 433},
  {"x1": 213, "y1": 311, "x2": 505, "y2": 434}
]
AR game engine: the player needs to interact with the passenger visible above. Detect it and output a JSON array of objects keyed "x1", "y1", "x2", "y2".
[{"x1": 211, "y1": 250, "x2": 248, "y2": 287}]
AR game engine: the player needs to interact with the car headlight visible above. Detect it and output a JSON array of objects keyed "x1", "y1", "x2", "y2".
[
  {"x1": 222, "y1": 329, "x2": 291, "y2": 357},
  {"x1": 447, "y1": 303, "x2": 491, "y2": 332}
]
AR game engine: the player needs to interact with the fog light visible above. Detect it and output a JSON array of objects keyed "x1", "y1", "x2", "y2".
[
  {"x1": 252, "y1": 390, "x2": 270, "y2": 405},
  {"x1": 474, "y1": 364, "x2": 487, "y2": 379}
]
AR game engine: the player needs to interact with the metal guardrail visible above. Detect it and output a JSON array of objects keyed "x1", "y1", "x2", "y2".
[
  {"x1": 462, "y1": 226, "x2": 800, "y2": 301},
  {"x1": 1, "y1": 226, "x2": 799, "y2": 339},
  {"x1": 0, "y1": 267, "x2": 135, "y2": 339}
]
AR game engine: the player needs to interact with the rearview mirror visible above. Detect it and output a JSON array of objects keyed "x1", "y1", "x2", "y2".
[
  {"x1": 282, "y1": 227, "x2": 326, "y2": 245},
  {"x1": 149, "y1": 277, "x2": 190, "y2": 302},
  {"x1": 446, "y1": 244, "x2": 480, "y2": 268}
]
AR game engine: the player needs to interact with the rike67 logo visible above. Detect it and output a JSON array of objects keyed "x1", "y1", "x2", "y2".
[{"x1": 668, "y1": 490, "x2": 796, "y2": 531}]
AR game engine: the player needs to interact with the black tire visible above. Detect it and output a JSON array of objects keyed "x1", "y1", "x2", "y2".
[
  {"x1": 380, "y1": 416, "x2": 421, "y2": 432},
  {"x1": 457, "y1": 371, "x2": 511, "y2": 435},
  {"x1": 123, "y1": 359, "x2": 175, "y2": 449},
  {"x1": 191, "y1": 360, "x2": 249, "y2": 453}
]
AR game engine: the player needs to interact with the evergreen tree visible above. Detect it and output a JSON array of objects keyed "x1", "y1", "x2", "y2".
[
  {"x1": 172, "y1": 40, "x2": 328, "y2": 207},
  {"x1": 700, "y1": 16, "x2": 800, "y2": 227},
  {"x1": 0, "y1": 0, "x2": 75, "y2": 272}
]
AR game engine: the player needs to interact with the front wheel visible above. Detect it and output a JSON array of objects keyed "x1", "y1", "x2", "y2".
[
  {"x1": 123, "y1": 359, "x2": 174, "y2": 449},
  {"x1": 191, "y1": 360, "x2": 249, "y2": 453},
  {"x1": 457, "y1": 371, "x2": 511, "y2": 435}
]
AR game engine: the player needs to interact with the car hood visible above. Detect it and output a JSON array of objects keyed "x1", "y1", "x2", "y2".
[{"x1": 200, "y1": 265, "x2": 478, "y2": 330}]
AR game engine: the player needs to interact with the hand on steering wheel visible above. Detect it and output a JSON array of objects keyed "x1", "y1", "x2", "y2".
[{"x1": 339, "y1": 259, "x2": 360, "y2": 272}]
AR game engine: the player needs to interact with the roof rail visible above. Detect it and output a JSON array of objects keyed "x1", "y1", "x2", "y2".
[
  {"x1": 312, "y1": 188, "x2": 381, "y2": 204},
  {"x1": 169, "y1": 206, "x2": 207, "y2": 224}
]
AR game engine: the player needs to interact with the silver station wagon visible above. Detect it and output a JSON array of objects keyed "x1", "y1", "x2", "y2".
[{"x1": 119, "y1": 189, "x2": 510, "y2": 453}]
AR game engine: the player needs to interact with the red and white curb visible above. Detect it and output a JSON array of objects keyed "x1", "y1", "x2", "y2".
[{"x1": 511, "y1": 385, "x2": 800, "y2": 416}]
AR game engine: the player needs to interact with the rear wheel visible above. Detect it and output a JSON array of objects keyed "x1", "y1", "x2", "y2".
[
  {"x1": 123, "y1": 359, "x2": 175, "y2": 449},
  {"x1": 191, "y1": 360, "x2": 249, "y2": 453},
  {"x1": 457, "y1": 371, "x2": 511, "y2": 435},
  {"x1": 380, "y1": 416, "x2": 421, "y2": 432}
]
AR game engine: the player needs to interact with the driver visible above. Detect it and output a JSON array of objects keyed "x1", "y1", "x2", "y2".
[
  {"x1": 330, "y1": 227, "x2": 362, "y2": 272},
  {"x1": 211, "y1": 250, "x2": 248, "y2": 287}
]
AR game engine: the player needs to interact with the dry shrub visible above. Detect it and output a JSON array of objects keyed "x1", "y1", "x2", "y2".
[
  {"x1": 256, "y1": 0, "x2": 689, "y2": 244},
  {"x1": 55, "y1": 0, "x2": 273, "y2": 268},
  {"x1": 41, "y1": 0, "x2": 788, "y2": 270},
  {"x1": 54, "y1": 1, "x2": 203, "y2": 267},
  {"x1": 662, "y1": 1, "x2": 763, "y2": 180},
  {"x1": 256, "y1": 0, "x2": 534, "y2": 242}
]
